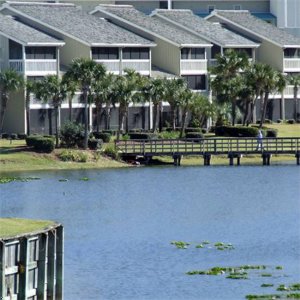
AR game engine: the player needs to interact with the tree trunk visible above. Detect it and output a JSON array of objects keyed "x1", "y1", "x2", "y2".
[
  {"x1": 231, "y1": 99, "x2": 236, "y2": 126},
  {"x1": 172, "y1": 106, "x2": 176, "y2": 130},
  {"x1": 180, "y1": 109, "x2": 188, "y2": 138},
  {"x1": 105, "y1": 105, "x2": 111, "y2": 130},
  {"x1": 96, "y1": 104, "x2": 101, "y2": 133},
  {"x1": 152, "y1": 103, "x2": 158, "y2": 133},
  {"x1": 83, "y1": 87, "x2": 89, "y2": 149},
  {"x1": 117, "y1": 107, "x2": 124, "y2": 141},
  {"x1": 55, "y1": 106, "x2": 59, "y2": 148},
  {"x1": 159, "y1": 101, "x2": 163, "y2": 132},
  {"x1": 125, "y1": 106, "x2": 129, "y2": 134},
  {"x1": 25, "y1": 92, "x2": 31, "y2": 136},
  {"x1": 68, "y1": 96, "x2": 73, "y2": 122},
  {"x1": 259, "y1": 91, "x2": 269, "y2": 128},
  {"x1": 251, "y1": 95, "x2": 259, "y2": 125},
  {"x1": 294, "y1": 86, "x2": 298, "y2": 120},
  {"x1": 0, "y1": 94, "x2": 8, "y2": 133}
]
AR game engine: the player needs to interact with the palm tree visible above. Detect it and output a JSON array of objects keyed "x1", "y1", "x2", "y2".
[
  {"x1": 25, "y1": 80, "x2": 36, "y2": 136},
  {"x1": 34, "y1": 75, "x2": 67, "y2": 147},
  {"x1": 66, "y1": 58, "x2": 106, "y2": 149},
  {"x1": 164, "y1": 77, "x2": 187, "y2": 130},
  {"x1": 91, "y1": 72, "x2": 115, "y2": 132},
  {"x1": 288, "y1": 74, "x2": 300, "y2": 120},
  {"x1": 62, "y1": 73, "x2": 77, "y2": 122},
  {"x1": 0, "y1": 70, "x2": 24, "y2": 132},
  {"x1": 259, "y1": 67, "x2": 286, "y2": 128},
  {"x1": 140, "y1": 77, "x2": 166, "y2": 132},
  {"x1": 178, "y1": 88, "x2": 195, "y2": 138},
  {"x1": 210, "y1": 49, "x2": 249, "y2": 126}
]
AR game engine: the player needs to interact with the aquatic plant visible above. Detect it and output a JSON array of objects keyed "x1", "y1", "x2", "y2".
[
  {"x1": 0, "y1": 176, "x2": 40, "y2": 184},
  {"x1": 261, "y1": 284, "x2": 274, "y2": 288},
  {"x1": 79, "y1": 177, "x2": 89, "y2": 181},
  {"x1": 170, "y1": 241, "x2": 190, "y2": 249},
  {"x1": 261, "y1": 273, "x2": 272, "y2": 277}
]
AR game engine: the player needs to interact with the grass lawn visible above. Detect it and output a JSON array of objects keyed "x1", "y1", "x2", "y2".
[
  {"x1": 0, "y1": 139, "x2": 128, "y2": 173},
  {"x1": 264, "y1": 123, "x2": 300, "y2": 137},
  {"x1": 0, "y1": 218, "x2": 55, "y2": 238}
]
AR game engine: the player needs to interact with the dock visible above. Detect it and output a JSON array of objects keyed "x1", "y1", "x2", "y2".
[{"x1": 115, "y1": 137, "x2": 300, "y2": 166}]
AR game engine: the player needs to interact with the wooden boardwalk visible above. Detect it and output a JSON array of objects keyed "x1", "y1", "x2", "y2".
[{"x1": 115, "y1": 137, "x2": 300, "y2": 165}]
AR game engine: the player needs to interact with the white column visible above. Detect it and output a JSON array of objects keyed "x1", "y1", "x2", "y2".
[
  {"x1": 168, "y1": 0, "x2": 172, "y2": 9},
  {"x1": 149, "y1": 96, "x2": 153, "y2": 130},
  {"x1": 119, "y1": 48, "x2": 123, "y2": 75},
  {"x1": 56, "y1": 47, "x2": 60, "y2": 77}
]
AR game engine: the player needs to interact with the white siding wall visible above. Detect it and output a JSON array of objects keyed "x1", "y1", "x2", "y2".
[{"x1": 257, "y1": 40, "x2": 283, "y2": 71}]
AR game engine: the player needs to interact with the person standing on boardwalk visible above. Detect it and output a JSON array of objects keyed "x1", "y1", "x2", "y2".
[{"x1": 256, "y1": 130, "x2": 263, "y2": 151}]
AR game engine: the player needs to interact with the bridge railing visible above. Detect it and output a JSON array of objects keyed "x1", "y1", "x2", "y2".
[{"x1": 115, "y1": 137, "x2": 300, "y2": 155}]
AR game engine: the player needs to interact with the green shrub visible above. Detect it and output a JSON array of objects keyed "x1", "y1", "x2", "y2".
[
  {"x1": 10, "y1": 133, "x2": 17, "y2": 140},
  {"x1": 17, "y1": 133, "x2": 27, "y2": 139},
  {"x1": 88, "y1": 138, "x2": 103, "y2": 150},
  {"x1": 265, "y1": 129, "x2": 278, "y2": 138},
  {"x1": 264, "y1": 119, "x2": 272, "y2": 124},
  {"x1": 93, "y1": 132, "x2": 111, "y2": 143},
  {"x1": 129, "y1": 133, "x2": 158, "y2": 140},
  {"x1": 60, "y1": 121, "x2": 84, "y2": 148},
  {"x1": 33, "y1": 137, "x2": 55, "y2": 153},
  {"x1": 102, "y1": 130, "x2": 116, "y2": 135},
  {"x1": 129, "y1": 128, "x2": 142, "y2": 133},
  {"x1": 103, "y1": 144, "x2": 120, "y2": 160},
  {"x1": 26, "y1": 135, "x2": 43, "y2": 147},
  {"x1": 287, "y1": 119, "x2": 295, "y2": 124},
  {"x1": 122, "y1": 134, "x2": 130, "y2": 141},
  {"x1": 215, "y1": 126, "x2": 258, "y2": 137},
  {"x1": 184, "y1": 127, "x2": 202, "y2": 133},
  {"x1": 185, "y1": 132, "x2": 204, "y2": 140},
  {"x1": 158, "y1": 131, "x2": 180, "y2": 139},
  {"x1": 277, "y1": 119, "x2": 283, "y2": 123},
  {"x1": 1, "y1": 133, "x2": 9, "y2": 139},
  {"x1": 58, "y1": 150, "x2": 88, "y2": 162},
  {"x1": 297, "y1": 118, "x2": 300, "y2": 124}
]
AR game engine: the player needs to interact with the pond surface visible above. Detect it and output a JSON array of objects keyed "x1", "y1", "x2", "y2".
[{"x1": 1, "y1": 166, "x2": 300, "y2": 300}]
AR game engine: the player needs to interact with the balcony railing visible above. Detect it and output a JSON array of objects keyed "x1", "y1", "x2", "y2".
[
  {"x1": 122, "y1": 60, "x2": 150, "y2": 74},
  {"x1": 95, "y1": 60, "x2": 120, "y2": 73},
  {"x1": 284, "y1": 58, "x2": 300, "y2": 71},
  {"x1": 283, "y1": 85, "x2": 295, "y2": 97},
  {"x1": 181, "y1": 59, "x2": 207, "y2": 74},
  {"x1": 9, "y1": 59, "x2": 57, "y2": 74}
]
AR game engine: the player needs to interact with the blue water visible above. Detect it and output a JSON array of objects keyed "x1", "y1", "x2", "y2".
[{"x1": 1, "y1": 166, "x2": 300, "y2": 300}]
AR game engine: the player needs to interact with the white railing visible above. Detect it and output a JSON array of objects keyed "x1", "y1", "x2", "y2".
[
  {"x1": 122, "y1": 60, "x2": 150, "y2": 73},
  {"x1": 25, "y1": 59, "x2": 56, "y2": 73},
  {"x1": 181, "y1": 59, "x2": 207, "y2": 74},
  {"x1": 284, "y1": 58, "x2": 300, "y2": 71},
  {"x1": 9, "y1": 60, "x2": 23, "y2": 72},
  {"x1": 284, "y1": 85, "x2": 295, "y2": 97},
  {"x1": 209, "y1": 59, "x2": 218, "y2": 68},
  {"x1": 95, "y1": 59, "x2": 120, "y2": 73}
]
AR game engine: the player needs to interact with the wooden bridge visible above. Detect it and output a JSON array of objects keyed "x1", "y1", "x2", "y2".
[{"x1": 115, "y1": 137, "x2": 300, "y2": 166}]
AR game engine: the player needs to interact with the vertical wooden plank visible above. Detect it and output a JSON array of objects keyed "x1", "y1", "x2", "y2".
[
  {"x1": 0, "y1": 241, "x2": 5, "y2": 299},
  {"x1": 47, "y1": 230, "x2": 56, "y2": 300},
  {"x1": 37, "y1": 233, "x2": 48, "y2": 300},
  {"x1": 55, "y1": 226, "x2": 64, "y2": 300},
  {"x1": 18, "y1": 237, "x2": 28, "y2": 299}
]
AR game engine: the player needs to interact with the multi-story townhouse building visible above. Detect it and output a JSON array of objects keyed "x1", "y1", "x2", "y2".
[
  {"x1": 206, "y1": 9, "x2": 300, "y2": 120},
  {"x1": 0, "y1": 1, "x2": 155, "y2": 133},
  {"x1": 91, "y1": 4, "x2": 214, "y2": 126},
  {"x1": 0, "y1": 13, "x2": 65, "y2": 134},
  {"x1": 151, "y1": 9, "x2": 260, "y2": 67}
]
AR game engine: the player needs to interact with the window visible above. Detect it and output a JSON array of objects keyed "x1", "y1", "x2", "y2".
[
  {"x1": 181, "y1": 48, "x2": 205, "y2": 60},
  {"x1": 9, "y1": 40, "x2": 22, "y2": 59},
  {"x1": 284, "y1": 48, "x2": 300, "y2": 58},
  {"x1": 123, "y1": 48, "x2": 149, "y2": 60},
  {"x1": 159, "y1": 1, "x2": 168, "y2": 9},
  {"x1": 233, "y1": 5, "x2": 242, "y2": 10},
  {"x1": 224, "y1": 48, "x2": 252, "y2": 58},
  {"x1": 92, "y1": 47, "x2": 119, "y2": 60},
  {"x1": 208, "y1": 5, "x2": 215, "y2": 13},
  {"x1": 183, "y1": 75, "x2": 206, "y2": 90},
  {"x1": 211, "y1": 45, "x2": 221, "y2": 59},
  {"x1": 25, "y1": 47, "x2": 56, "y2": 59}
]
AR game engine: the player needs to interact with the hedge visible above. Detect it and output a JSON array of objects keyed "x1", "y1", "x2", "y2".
[
  {"x1": 265, "y1": 129, "x2": 278, "y2": 138},
  {"x1": 129, "y1": 133, "x2": 158, "y2": 140},
  {"x1": 92, "y1": 132, "x2": 111, "y2": 143},
  {"x1": 26, "y1": 135, "x2": 55, "y2": 153},
  {"x1": 88, "y1": 138, "x2": 103, "y2": 150},
  {"x1": 215, "y1": 126, "x2": 259, "y2": 137},
  {"x1": 185, "y1": 132, "x2": 204, "y2": 140}
]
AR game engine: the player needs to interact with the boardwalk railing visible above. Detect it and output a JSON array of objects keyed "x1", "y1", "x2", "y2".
[{"x1": 115, "y1": 137, "x2": 300, "y2": 156}]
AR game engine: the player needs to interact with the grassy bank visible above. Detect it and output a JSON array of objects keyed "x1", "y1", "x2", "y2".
[
  {"x1": 0, "y1": 218, "x2": 55, "y2": 238},
  {"x1": 0, "y1": 139, "x2": 128, "y2": 173},
  {"x1": 0, "y1": 124, "x2": 299, "y2": 172}
]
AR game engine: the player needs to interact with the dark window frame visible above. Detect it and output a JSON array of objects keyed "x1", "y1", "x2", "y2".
[
  {"x1": 25, "y1": 47, "x2": 56, "y2": 60},
  {"x1": 181, "y1": 48, "x2": 205, "y2": 60},
  {"x1": 122, "y1": 47, "x2": 150, "y2": 60},
  {"x1": 91, "y1": 47, "x2": 119, "y2": 60},
  {"x1": 284, "y1": 48, "x2": 300, "y2": 58},
  {"x1": 183, "y1": 75, "x2": 206, "y2": 90}
]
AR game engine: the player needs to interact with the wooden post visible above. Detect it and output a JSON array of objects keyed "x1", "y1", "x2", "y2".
[
  {"x1": 296, "y1": 152, "x2": 300, "y2": 165},
  {"x1": 37, "y1": 233, "x2": 48, "y2": 300},
  {"x1": 56, "y1": 226, "x2": 64, "y2": 300},
  {"x1": 262, "y1": 153, "x2": 271, "y2": 165},
  {"x1": 237, "y1": 154, "x2": 241, "y2": 166},
  {"x1": 47, "y1": 230, "x2": 56, "y2": 300},
  {"x1": 203, "y1": 153, "x2": 211, "y2": 166},
  {"x1": 19, "y1": 237, "x2": 29, "y2": 299},
  {"x1": 228, "y1": 153, "x2": 234, "y2": 166},
  {"x1": 0, "y1": 241, "x2": 5, "y2": 300}
]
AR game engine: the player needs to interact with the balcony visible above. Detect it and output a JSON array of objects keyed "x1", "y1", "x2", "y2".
[
  {"x1": 283, "y1": 58, "x2": 300, "y2": 72},
  {"x1": 9, "y1": 59, "x2": 57, "y2": 75},
  {"x1": 95, "y1": 60, "x2": 120, "y2": 74},
  {"x1": 122, "y1": 60, "x2": 150, "y2": 75},
  {"x1": 181, "y1": 59, "x2": 207, "y2": 75}
]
